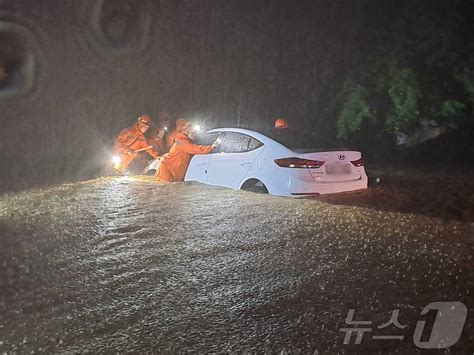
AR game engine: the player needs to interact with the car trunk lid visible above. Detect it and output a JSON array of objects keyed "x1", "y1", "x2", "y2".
[{"x1": 301, "y1": 150, "x2": 363, "y2": 182}]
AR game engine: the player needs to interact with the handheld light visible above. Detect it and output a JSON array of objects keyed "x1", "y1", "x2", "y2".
[{"x1": 112, "y1": 155, "x2": 121, "y2": 165}]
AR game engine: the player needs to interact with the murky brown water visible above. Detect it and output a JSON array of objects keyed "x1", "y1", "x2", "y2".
[{"x1": 0, "y1": 177, "x2": 472, "y2": 352}]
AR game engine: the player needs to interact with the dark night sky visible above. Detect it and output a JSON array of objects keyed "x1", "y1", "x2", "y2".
[{"x1": 0, "y1": 0, "x2": 472, "y2": 186}]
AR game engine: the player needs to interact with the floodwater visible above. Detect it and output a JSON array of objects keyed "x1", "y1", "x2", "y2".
[{"x1": 0, "y1": 176, "x2": 472, "y2": 352}]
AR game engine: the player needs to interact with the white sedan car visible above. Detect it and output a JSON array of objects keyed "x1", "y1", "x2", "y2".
[{"x1": 145, "y1": 128, "x2": 368, "y2": 197}]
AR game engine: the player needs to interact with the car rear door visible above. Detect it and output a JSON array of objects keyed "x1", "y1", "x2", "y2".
[{"x1": 207, "y1": 132, "x2": 264, "y2": 189}]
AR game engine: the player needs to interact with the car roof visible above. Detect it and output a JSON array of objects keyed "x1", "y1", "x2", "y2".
[{"x1": 206, "y1": 127, "x2": 277, "y2": 146}]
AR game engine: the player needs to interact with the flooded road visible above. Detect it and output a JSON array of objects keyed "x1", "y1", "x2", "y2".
[{"x1": 0, "y1": 176, "x2": 472, "y2": 352}]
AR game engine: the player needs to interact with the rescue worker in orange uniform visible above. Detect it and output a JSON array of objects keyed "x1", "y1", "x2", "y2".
[
  {"x1": 114, "y1": 115, "x2": 160, "y2": 174},
  {"x1": 274, "y1": 118, "x2": 289, "y2": 129},
  {"x1": 145, "y1": 124, "x2": 167, "y2": 155},
  {"x1": 157, "y1": 119, "x2": 218, "y2": 182},
  {"x1": 272, "y1": 117, "x2": 293, "y2": 146},
  {"x1": 165, "y1": 118, "x2": 187, "y2": 151}
]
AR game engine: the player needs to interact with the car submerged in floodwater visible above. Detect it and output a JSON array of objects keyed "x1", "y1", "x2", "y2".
[{"x1": 145, "y1": 128, "x2": 368, "y2": 197}]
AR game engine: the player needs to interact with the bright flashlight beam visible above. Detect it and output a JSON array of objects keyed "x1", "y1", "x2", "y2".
[{"x1": 112, "y1": 155, "x2": 121, "y2": 165}]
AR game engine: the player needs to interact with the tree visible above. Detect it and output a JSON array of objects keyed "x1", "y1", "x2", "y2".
[
  {"x1": 334, "y1": 0, "x2": 473, "y2": 144},
  {"x1": 385, "y1": 65, "x2": 420, "y2": 134},
  {"x1": 336, "y1": 62, "x2": 420, "y2": 138},
  {"x1": 336, "y1": 82, "x2": 371, "y2": 139}
]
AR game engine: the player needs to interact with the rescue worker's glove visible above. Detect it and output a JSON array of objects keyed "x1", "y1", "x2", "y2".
[{"x1": 211, "y1": 140, "x2": 220, "y2": 149}]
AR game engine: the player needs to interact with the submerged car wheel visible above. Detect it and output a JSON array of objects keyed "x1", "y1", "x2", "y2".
[{"x1": 241, "y1": 179, "x2": 269, "y2": 194}]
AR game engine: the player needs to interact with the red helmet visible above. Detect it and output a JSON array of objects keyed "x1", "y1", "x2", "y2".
[
  {"x1": 274, "y1": 118, "x2": 288, "y2": 129},
  {"x1": 137, "y1": 114, "x2": 152, "y2": 125}
]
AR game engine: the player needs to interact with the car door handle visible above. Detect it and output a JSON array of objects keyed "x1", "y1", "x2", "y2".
[{"x1": 239, "y1": 162, "x2": 251, "y2": 167}]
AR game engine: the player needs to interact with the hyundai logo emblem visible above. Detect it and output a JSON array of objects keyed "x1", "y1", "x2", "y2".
[{"x1": 338, "y1": 154, "x2": 345, "y2": 160}]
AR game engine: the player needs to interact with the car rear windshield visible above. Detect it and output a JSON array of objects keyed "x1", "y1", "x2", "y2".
[{"x1": 264, "y1": 128, "x2": 347, "y2": 151}]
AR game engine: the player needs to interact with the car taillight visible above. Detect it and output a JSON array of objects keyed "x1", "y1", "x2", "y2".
[
  {"x1": 274, "y1": 157, "x2": 325, "y2": 168},
  {"x1": 350, "y1": 158, "x2": 364, "y2": 167}
]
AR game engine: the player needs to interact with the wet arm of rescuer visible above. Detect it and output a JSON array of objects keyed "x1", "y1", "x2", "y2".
[
  {"x1": 145, "y1": 146, "x2": 160, "y2": 159},
  {"x1": 146, "y1": 129, "x2": 165, "y2": 158},
  {"x1": 179, "y1": 139, "x2": 219, "y2": 155}
]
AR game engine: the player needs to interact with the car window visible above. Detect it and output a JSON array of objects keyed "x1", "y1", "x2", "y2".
[
  {"x1": 195, "y1": 132, "x2": 218, "y2": 146},
  {"x1": 247, "y1": 136, "x2": 263, "y2": 151},
  {"x1": 217, "y1": 132, "x2": 263, "y2": 153}
]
